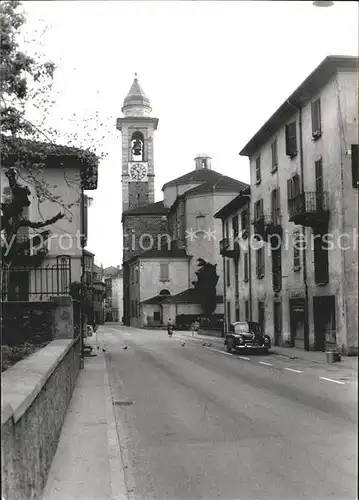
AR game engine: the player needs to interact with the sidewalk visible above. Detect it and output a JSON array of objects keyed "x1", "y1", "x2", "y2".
[
  {"x1": 42, "y1": 335, "x2": 127, "y2": 500},
  {"x1": 178, "y1": 330, "x2": 358, "y2": 370}
]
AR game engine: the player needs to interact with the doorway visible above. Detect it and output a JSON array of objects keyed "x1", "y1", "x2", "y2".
[
  {"x1": 290, "y1": 298, "x2": 305, "y2": 349},
  {"x1": 273, "y1": 301, "x2": 282, "y2": 346},
  {"x1": 313, "y1": 296, "x2": 336, "y2": 351}
]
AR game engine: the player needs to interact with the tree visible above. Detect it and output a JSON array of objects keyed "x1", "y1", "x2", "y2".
[
  {"x1": 0, "y1": 1, "x2": 98, "y2": 266},
  {"x1": 192, "y1": 258, "x2": 219, "y2": 318}
]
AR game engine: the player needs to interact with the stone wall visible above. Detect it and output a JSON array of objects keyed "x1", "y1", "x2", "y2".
[{"x1": 1, "y1": 337, "x2": 81, "y2": 500}]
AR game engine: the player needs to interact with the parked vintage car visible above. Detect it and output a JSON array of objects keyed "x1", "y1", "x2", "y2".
[{"x1": 224, "y1": 321, "x2": 271, "y2": 354}]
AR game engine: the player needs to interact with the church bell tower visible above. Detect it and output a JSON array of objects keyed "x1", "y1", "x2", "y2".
[{"x1": 116, "y1": 74, "x2": 158, "y2": 213}]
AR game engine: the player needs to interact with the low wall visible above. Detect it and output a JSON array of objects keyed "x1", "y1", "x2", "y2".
[{"x1": 1, "y1": 336, "x2": 81, "y2": 500}]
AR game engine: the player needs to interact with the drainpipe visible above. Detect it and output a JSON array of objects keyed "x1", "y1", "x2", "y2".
[
  {"x1": 80, "y1": 187, "x2": 85, "y2": 369},
  {"x1": 288, "y1": 100, "x2": 310, "y2": 350},
  {"x1": 222, "y1": 219, "x2": 227, "y2": 335},
  {"x1": 247, "y1": 199, "x2": 253, "y2": 321}
]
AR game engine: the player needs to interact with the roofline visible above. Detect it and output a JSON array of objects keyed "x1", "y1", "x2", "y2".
[
  {"x1": 116, "y1": 116, "x2": 159, "y2": 131},
  {"x1": 214, "y1": 187, "x2": 251, "y2": 219},
  {"x1": 239, "y1": 55, "x2": 358, "y2": 158}
]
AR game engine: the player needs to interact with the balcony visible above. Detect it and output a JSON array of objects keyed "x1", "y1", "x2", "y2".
[
  {"x1": 219, "y1": 238, "x2": 240, "y2": 259},
  {"x1": 288, "y1": 192, "x2": 329, "y2": 228},
  {"x1": 264, "y1": 214, "x2": 283, "y2": 240}
]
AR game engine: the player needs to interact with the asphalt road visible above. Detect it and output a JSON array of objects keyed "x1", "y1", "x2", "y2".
[{"x1": 101, "y1": 325, "x2": 357, "y2": 500}]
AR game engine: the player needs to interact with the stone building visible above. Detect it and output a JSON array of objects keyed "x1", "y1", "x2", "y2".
[
  {"x1": 103, "y1": 266, "x2": 123, "y2": 322},
  {"x1": 118, "y1": 77, "x2": 247, "y2": 327},
  {"x1": 218, "y1": 55, "x2": 358, "y2": 354}
]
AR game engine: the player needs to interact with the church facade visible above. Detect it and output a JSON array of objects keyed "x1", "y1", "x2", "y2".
[{"x1": 118, "y1": 76, "x2": 248, "y2": 327}]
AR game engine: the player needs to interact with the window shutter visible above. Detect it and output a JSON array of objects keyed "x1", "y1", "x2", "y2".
[
  {"x1": 352, "y1": 144, "x2": 359, "y2": 188},
  {"x1": 287, "y1": 178, "x2": 292, "y2": 208}
]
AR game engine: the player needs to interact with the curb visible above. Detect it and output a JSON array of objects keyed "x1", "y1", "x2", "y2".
[{"x1": 101, "y1": 343, "x2": 129, "y2": 500}]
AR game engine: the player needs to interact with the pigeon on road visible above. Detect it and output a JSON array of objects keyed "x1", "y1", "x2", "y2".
[
  {"x1": 207, "y1": 343, "x2": 212, "y2": 347},
  {"x1": 123, "y1": 346, "x2": 128, "y2": 350},
  {"x1": 181, "y1": 342, "x2": 185, "y2": 347}
]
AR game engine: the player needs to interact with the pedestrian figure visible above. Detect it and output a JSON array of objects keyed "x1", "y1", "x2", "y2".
[
  {"x1": 192, "y1": 318, "x2": 200, "y2": 336},
  {"x1": 167, "y1": 318, "x2": 174, "y2": 336}
]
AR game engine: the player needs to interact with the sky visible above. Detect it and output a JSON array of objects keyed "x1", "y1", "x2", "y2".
[{"x1": 20, "y1": 1, "x2": 358, "y2": 268}]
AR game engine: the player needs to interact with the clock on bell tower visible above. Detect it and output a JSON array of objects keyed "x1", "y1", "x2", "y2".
[{"x1": 116, "y1": 74, "x2": 158, "y2": 212}]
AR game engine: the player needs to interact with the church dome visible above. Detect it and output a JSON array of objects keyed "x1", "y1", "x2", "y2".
[
  {"x1": 194, "y1": 152, "x2": 211, "y2": 159},
  {"x1": 122, "y1": 75, "x2": 152, "y2": 117}
]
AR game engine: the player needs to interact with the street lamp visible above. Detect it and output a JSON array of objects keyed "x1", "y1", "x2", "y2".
[{"x1": 312, "y1": 1, "x2": 334, "y2": 6}]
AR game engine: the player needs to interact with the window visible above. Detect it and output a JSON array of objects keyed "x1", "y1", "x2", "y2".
[
  {"x1": 287, "y1": 174, "x2": 301, "y2": 206},
  {"x1": 311, "y1": 99, "x2": 321, "y2": 138},
  {"x1": 244, "y1": 253, "x2": 249, "y2": 282},
  {"x1": 226, "y1": 260, "x2": 231, "y2": 287},
  {"x1": 314, "y1": 232, "x2": 329, "y2": 285},
  {"x1": 254, "y1": 199, "x2": 263, "y2": 221},
  {"x1": 255, "y1": 156, "x2": 261, "y2": 184},
  {"x1": 352, "y1": 144, "x2": 359, "y2": 188},
  {"x1": 196, "y1": 215, "x2": 206, "y2": 231},
  {"x1": 273, "y1": 301, "x2": 282, "y2": 346},
  {"x1": 293, "y1": 231, "x2": 301, "y2": 271},
  {"x1": 160, "y1": 262, "x2": 169, "y2": 281},
  {"x1": 235, "y1": 305, "x2": 240, "y2": 322},
  {"x1": 271, "y1": 188, "x2": 280, "y2": 225},
  {"x1": 271, "y1": 139, "x2": 278, "y2": 172},
  {"x1": 153, "y1": 311, "x2": 161, "y2": 321},
  {"x1": 232, "y1": 215, "x2": 239, "y2": 240},
  {"x1": 234, "y1": 260, "x2": 239, "y2": 299},
  {"x1": 285, "y1": 121, "x2": 297, "y2": 157},
  {"x1": 245, "y1": 301, "x2": 249, "y2": 321},
  {"x1": 258, "y1": 301, "x2": 265, "y2": 333},
  {"x1": 256, "y1": 247, "x2": 265, "y2": 278},
  {"x1": 241, "y1": 210, "x2": 249, "y2": 233},
  {"x1": 315, "y1": 158, "x2": 323, "y2": 194},
  {"x1": 225, "y1": 220, "x2": 229, "y2": 239}
]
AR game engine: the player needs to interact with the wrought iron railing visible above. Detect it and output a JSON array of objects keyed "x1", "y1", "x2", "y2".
[
  {"x1": 1, "y1": 258, "x2": 71, "y2": 301},
  {"x1": 219, "y1": 238, "x2": 230, "y2": 254},
  {"x1": 288, "y1": 192, "x2": 328, "y2": 219}
]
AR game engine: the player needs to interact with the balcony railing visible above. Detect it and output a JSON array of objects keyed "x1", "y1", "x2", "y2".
[
  {"x1": 219, "y1": 238, "x2": 240, "y2": 259},
  {"x1": 264, "y1": 214, "x2": 283, "y2": 238},
  {"x1": 288, "y1": 192, "x2": 329, "y2": 228}
]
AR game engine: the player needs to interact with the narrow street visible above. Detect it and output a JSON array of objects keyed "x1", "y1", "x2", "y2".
[{"x1": 101, "y1": 325, "x2": 357, "y2": 500}]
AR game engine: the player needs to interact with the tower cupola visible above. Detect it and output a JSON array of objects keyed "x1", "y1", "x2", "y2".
[
  {"x1": 194, "y1": 152, "x2": 212, "y2": 170},
  {"x1": 122, "y1": 74, "x2": 152, "y2": 117}
]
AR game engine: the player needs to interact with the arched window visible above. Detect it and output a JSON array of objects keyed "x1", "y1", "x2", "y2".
[
  {"x1": 131, "y1": 131, "x2": 145, "y2": 161},
  {"x1": 159, "y1": 289, "x2": 170, "y2": 296}
]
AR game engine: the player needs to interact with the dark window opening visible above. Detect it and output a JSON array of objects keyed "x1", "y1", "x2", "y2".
[
  {"x1": 232, "y1": 215, "x2": 239, "y2": 240},
  {"x1": 285, "y1": 121, "x2": 297, "y2": 157},
  {"x1": 256, "y1": 247, "x2": 265, "y2": 279},
  {"x1": 254, "y1": 199, "x2": 264, "y2": 221},
  {"x1": 352, "y1": 144, "x2": 359, "y2": 188},
  {"x1": 245, "y1": 301, "x2": 249, "y2": 321},
  {"x1": 258, "y1": 301, "x2": 265, "y2": 332},
  {"x1": 311, "y1": 99, "x2": 321, "y2": 139},
  {"x1": 271, "y1": 139, "x2": 278, "y2": 172},
  {"x1": 244, "y1": 253, "x2": 249, "y2": 282},
  {"x1": 314, "y1": 232, "x2": 329, "y2": 285},
  {"x1": 271, "y1": 188, "x2": 281, "y2": 224},
  {"x1": 255, "y1": 156, "x2": 261, "y2": 184}
]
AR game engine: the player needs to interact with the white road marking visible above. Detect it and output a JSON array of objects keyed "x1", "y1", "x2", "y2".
[
  {"x1": 320, "y1": 377, "x2": 346, "y2": 385},
  {"x1": 206, "y1": 347, "x2": 233, "y2": 356},
  {"x1": 238, "y1": 356, "x2": 251, "y2": 361},
  {"x1": 284, "y1": 367, "x2": 302, "y2": 373},
  {"x1": 259, "y1": 361, "x2": 273, "y2": 366}
]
